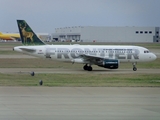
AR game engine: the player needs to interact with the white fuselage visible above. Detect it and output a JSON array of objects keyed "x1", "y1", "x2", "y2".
[{"x1": 14, "y1": 44, "x2": 157, "y2": 64}]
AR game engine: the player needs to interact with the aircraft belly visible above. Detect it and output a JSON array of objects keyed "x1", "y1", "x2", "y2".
[{"x1": 49, "y1": 54, "x2": 71, "y2": 62}]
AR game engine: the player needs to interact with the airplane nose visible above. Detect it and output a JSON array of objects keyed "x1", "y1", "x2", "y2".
[{"x1": 152, "y1": 53, "x2": 157, "y2": 60}]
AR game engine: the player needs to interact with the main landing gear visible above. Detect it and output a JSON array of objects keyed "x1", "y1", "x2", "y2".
[
  {"x1": 132, "y1": 62, "x2": 137, "y2": 71},
  {"x1": 83, "y1": 64, "x2": 92, "y2": 71},
  {"x1": 83, "y1": 63, "x2": 138, "y2": 71}
]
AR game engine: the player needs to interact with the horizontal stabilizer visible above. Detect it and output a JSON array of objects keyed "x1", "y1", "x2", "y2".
[{"x1": 20, "y1": 48, "x2": 36, "y2": 52}]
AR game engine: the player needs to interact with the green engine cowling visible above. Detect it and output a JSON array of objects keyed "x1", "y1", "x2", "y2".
[{"x1": 98, "y1": 59, "x2": 119, "y2": 69}]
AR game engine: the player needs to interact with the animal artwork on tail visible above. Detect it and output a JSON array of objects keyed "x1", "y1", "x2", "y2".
[
  {"x1": 17, "y1": 20, "x2": 45, "y2": 45},
  {"x1": 19, "y1": 23, "x2": 34, "y2": 44}
]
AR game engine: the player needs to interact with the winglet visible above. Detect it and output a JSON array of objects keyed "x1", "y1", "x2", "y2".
[{"x1": 17, "y1": 20, "x2": 45, "y2": 45}]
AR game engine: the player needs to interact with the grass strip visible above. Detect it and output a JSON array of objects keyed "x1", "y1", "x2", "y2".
[{"x1": 0, "y1": 73, "x2": 160, "y2": 87}]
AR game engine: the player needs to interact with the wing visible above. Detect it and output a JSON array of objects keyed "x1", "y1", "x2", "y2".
[
  {"x1": 79, "y1": 54, "x2": 109, "y2": 65},
  {"x1": 10, "y1": 36, "x2": 20, "y2": 40}
]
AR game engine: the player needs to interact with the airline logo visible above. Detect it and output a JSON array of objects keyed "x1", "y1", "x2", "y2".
[{"x1": 45, "y1": 47, "x2": 140, "y2": 60}]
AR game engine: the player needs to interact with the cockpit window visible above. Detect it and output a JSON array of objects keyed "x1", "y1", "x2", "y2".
[{"x1": 144, "y1": 50, "x2": 150, "y2": 53}]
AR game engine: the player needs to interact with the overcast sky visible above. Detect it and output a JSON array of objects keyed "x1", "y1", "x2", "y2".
[{"x1": 0, "y1": 0, "x2": 160, "y2": 33}]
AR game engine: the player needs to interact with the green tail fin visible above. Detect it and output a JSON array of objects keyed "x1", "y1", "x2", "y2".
[{"x1": 17, "y1": 20, "x2": 45, "y2": 45}]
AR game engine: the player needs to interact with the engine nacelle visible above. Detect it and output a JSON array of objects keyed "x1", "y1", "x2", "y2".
[{"x1": 98, "y1": 59, "x2": 119, "y2": 69}]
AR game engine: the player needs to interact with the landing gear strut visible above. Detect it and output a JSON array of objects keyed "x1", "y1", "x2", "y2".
[
  {"x1": 83, "y1": 64, "x2": 92, "y2": 71},
  {"x1": 132, "y1": 63, "x2": 137, "y2": 71}
]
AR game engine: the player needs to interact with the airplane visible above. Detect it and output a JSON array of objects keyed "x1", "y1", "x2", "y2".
[
  {"x1": 13, "y1": 20, "x2": 157, "y2": 72},
  {"x1": 0, "y1": 32, "x2": 45, "y2": 41},
  {"x1": 0, "y1": 32, "x2": 20, "y2": 40}
]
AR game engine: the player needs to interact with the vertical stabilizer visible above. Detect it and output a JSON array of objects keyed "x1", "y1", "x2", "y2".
[{"x1": 17, "y1": 20, "x2": 45, "y2": 45}]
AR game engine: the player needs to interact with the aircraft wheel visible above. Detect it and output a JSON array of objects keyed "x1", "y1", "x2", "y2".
[
  {"x1": 83, "y1": 65, "x2": 88, "y2": 70},
  {"x1": 133, "y1": 67, "x2": 137, "y2": 71},
  {"x1": 132, "y1": 62, "x2": 137, "y2": 71},
  {"x1": 88, "y1": 66, "x2": 92, "y2": 71}
]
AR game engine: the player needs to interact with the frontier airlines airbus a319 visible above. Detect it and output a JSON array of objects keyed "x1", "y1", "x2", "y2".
[{"x1": 13, "y1": 20, "x2": 157, "y2": 71}]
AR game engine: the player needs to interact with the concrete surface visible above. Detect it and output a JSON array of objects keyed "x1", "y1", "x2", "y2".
[
  {"x1": 0, "y1": 68, "x2": 159, "y2": 74},
  {"x1": 0, "y1": 87, "x2": 159, "y2": 120}
]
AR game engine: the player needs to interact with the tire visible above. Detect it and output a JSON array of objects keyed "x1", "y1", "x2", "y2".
[
  {"x1": 133, "y1": 67, "x2": 137, "y2": 71},
  {"x1": 88, "y1": 66, "x2": 92, "y2": 71},
  {"x1": 83, "y1": 65, "x2": 88, "y2": 70}
]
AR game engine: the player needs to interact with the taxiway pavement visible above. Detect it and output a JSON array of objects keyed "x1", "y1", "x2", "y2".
[
  {"x1": 0, "y1": 68, "x2": 159, "y2": 74},
  {"x1": 0, "y1": 87, "x2": 159, "y2": 120}
]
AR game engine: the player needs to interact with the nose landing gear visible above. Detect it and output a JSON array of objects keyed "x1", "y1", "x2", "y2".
[{"x1": 132, "y1": 63, "x2": 137, "y2": 71}]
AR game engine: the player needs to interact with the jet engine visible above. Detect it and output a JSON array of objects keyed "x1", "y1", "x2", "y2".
[{"x1": 98, "y1": 59, "x2": 119, "y2": 69}]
